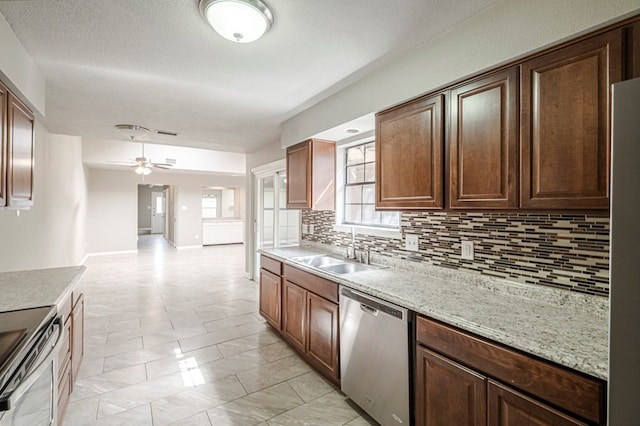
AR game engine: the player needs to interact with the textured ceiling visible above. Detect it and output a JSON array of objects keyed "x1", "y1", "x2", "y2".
[{"x1": 0, "y1": 0, "x2": 502, "y2": 153}]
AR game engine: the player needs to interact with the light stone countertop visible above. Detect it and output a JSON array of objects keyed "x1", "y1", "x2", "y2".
[
  {"x1": 0, "y1": 266, "x2": 87, "y2": 313},
  {"x1": 260, "y1": 245, "x2": 609, "y2": 380}
]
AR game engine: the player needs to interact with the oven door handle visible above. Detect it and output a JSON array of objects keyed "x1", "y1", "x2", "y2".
[{"x1": 4, "y1": 318, "x2": 64, "y2": 409}]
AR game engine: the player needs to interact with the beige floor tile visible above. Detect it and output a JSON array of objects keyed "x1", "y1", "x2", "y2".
[
  {"x1": 236, "y1": 355, "x2": 311, "y2": 394},
  {"x1": 266, "y1": 391, "x2": 360, "y2": 425},
  {"x1": 207, "y1": 382, "x2": 303, "y2": 425},
  {"x1": 62, "y1": 238, "x2": 364, "y2": 426}
]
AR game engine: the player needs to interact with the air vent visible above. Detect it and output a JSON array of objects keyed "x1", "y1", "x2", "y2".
[
  {"x1": 156, "y1": 130, "x2": 178, "y2": 137},
  {"x1": 165, "y1": 158, "x2": 177, "y2": 165}
]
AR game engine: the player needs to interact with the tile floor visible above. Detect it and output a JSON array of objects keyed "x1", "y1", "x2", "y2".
[{"x1": 63, "y1": 236, "x2": 374, "y2": 425}]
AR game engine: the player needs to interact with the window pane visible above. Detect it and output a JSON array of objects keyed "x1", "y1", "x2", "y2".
[
  {"x1": 381, "y1": 212, "x2": 400, "y2": 226},
  {"x1": 347, "y1": 145, "x2": 365, "y2": 165},
  {"x1": 347, "y1": 165, "x2": 365, "y2": 184},
  {"x1": 365, "y1": 142, "x2": 376, "y2": 163},
  {"x1": 364, "y1": 163, "x2": 375, "y2": 182},
  {"x1": 362, "y1": 184, "x2": 375, "y2": 203},
  {"x1": 363, "y1": 205, "x2": 380, "y2": 223},
  {"x1": 345, "y1": 205, "x2": 362, "y2": 223},
  {"x1": 346, "y1": 185, "x2": 362, "y2": 204},
  {"x1": 263, "y1": 177, "x2": 274, "y2": 208},
  {"x1": 278, "y1": 174, "x2": 287, "y2": 209}
]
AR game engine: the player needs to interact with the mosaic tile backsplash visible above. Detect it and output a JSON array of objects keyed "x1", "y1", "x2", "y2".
[{"x1": 301, "y1": 211, "x2": 610, "y2": 296}]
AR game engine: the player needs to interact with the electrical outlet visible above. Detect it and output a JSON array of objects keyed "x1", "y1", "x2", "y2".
[
  {"x1": 309, "y1": 225, "x2": 315, "y2": 235},
  {"x1": 461, "y1": 240, "x2": 474, "y2": 260},
  {"x1": 302, "y1": 224, "x2": 309, "y2": 234},
  {"x1": 405, "y1": 234, "x2": 419, "y2": 251}
]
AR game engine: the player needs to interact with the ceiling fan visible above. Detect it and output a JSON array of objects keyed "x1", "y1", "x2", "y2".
[
  {"x1": 109, "y1": 143, "x2": 174, "y2": 176},
  {"x1": 109, "y1": 124, "x2": 174, "y2": 176}
]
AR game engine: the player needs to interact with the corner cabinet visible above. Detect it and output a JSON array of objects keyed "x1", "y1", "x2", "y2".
[
  {"x1": 0, "y1": 81, "x2": 35, "y2": 209},
  {"x1": 520, "y1": 29, "x2": 622, "y2": 210},
  {"x1": 415, "y1": 316, "x2": 606, "y2": 426},
  {"x1": 286, "y1": 138, "x2": 336, "y2": 210},
  {"x1": 449, "y1": 67, "x2": 518, "y2": 209},
  {"x1": 376, "y1": 93, "x2": 444, "y2": 210}
]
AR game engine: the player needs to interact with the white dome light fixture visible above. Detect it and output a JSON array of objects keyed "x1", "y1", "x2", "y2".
[{"x1": 199, "y1": 0, "x2": 273, "y2": 43}]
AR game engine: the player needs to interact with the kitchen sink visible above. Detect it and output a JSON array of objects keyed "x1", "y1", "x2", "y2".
[
  {"x1": 319, "y1": 262, "x2": 382, "y2": 274},
  {"x1": 293, "y1": 255, "x2": 345, "y2": 268},
  {"x1": 293, "y1": 254, "x2": 385, "y2": 275}
]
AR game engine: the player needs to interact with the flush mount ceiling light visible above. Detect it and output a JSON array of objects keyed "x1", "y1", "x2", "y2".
[
  {"x1": 199, "y1": 0, "x2": 274, "y2": 43},
  {"x1": 345, "y1": 128, "x2": 360, "y2": 134},
  {"x1": 115, "y1": 124, "x2": 150, "y2": 141}
]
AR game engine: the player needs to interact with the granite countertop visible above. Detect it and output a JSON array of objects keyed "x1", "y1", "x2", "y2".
[
  {"x1": 0, "y1": 266, "x2": 87, "y2": 312},
  {"x1": 260, "y1": 246, "x2": 609, "y2": 380}
]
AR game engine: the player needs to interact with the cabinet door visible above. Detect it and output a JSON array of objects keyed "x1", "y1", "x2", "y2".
[
  {"x1": 488, "y1": 380, "x2": 588, "y2": 426},
  {"x1": 71, "y1": 294, "x2": 84, "y2": 381},
  {"x1": 7, "y1": 93, "x2": 35, "y2": 208},
  {"x1": 376, "y1": 94, "x2": 444, "y2": 210},
  {"x1": 282, "y1": 281, "x2": 306, "y2": 353},
  {"x1": 286, "y1": 140, "x2": 311, "y2": 209},
  {"x1": 306, "y1": 292, "x2": 339, "y2": 382},
  {"x1": 0, "y1": 83, "x2": 7, "y2": 207},
  {"x1": 521, "y1": 30, "x2": 622, "y2": 209},
  {"x1": 259, "y1": 269, "x2": 282, "y2": 329},
  {"x1": 450, "y1": 68, "x2": 518, "y2": 209},
  {"x1": 415, "y1": 346, "x2": 486, "y2": 426}
]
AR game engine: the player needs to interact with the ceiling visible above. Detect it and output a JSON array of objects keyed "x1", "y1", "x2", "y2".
[{"x1": 0, "y1": 0, "x2": 502, "y2": 153}]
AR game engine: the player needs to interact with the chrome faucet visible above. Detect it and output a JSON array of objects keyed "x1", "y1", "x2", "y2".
[{"x1": 346, "y1": 226, "x2": 357, "y2": 259}]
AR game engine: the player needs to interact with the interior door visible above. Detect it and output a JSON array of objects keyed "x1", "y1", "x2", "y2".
[{"x1": 151, "y1": 191, "x2": 165, "y2": 234}]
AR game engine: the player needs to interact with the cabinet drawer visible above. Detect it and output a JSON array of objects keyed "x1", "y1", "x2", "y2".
[
  {"x1": 58, "y1": 317, "x2": 72, "y2": 376},
  {"x1": 283, "y1": 264, "x2": 338, "y2": 303},
  {"x1": 416, "y1": 316, "x2": 605, "y2": 424},
  {"x1": 261, "y1": 255, "x2": 282, "y2": 276}
]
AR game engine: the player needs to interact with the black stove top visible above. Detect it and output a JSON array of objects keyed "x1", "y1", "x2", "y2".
[{"x1": 0, "y1": 306, "x2": 56, "y2": 394}]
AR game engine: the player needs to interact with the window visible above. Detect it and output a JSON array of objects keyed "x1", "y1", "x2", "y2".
[
  {"x1": 343, "y1": 141, "x2": 399, "y2": 228},
  {"x1": 202, "y1": 195, "x2": 217, "y2": 219}
]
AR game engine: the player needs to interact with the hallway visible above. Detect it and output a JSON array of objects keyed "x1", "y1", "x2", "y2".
[{"x1": 64, "y1": 236, "x2": 370, "y2": 425}]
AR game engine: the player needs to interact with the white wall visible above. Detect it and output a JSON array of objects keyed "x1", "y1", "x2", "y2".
[
  {"x1": 0, "y1": 122, "x2": 87, "y2": 271},
  {"x1": 86, "y1": 168, "x2": 245, "y2": 252},
  {"x1": 0, "y1": 13, "x2": 46, "y2": 115},
  {"x1": 281, "y1": 0, "x2": 640, "y2": 146}
]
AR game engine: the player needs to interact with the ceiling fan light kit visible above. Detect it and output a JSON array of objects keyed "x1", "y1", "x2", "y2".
[{"x1": 199, "y1": 0, "x2": 274, "y2": 43}]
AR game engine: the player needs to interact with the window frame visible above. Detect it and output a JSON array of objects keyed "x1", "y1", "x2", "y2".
[{"x1": 334, "y1": 137, "x2": 401, "y2": 239}]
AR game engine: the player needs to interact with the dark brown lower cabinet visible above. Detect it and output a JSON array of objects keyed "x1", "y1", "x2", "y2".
[
  {"x1": 415, "y1": 346, "x2": 486, "y2": 426},
  {"x1": 415, "y1": 315, "x2": 605, "y2": 425},
  {"x1": 306, "y1": 291, "x2": 339, "y2": 380},
  {"x1": 488, "y1": 380, "x2": 587, "y2": 426},
  {"x1": 279, "y1": 264, "x2": 340, "y2": 385},
  {"x1": 282, "y1": 280, "x2": 307, "y2": 353},
  {"x1": 259, "y1": 268, "x2": 282, "y2": 329}
]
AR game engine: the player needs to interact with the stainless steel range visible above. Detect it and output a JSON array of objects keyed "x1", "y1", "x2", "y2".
[{"x1": 0, "y1": 306, "x2": 62, "y2": 426}]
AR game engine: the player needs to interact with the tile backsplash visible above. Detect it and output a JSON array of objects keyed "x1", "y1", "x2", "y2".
[{"x1": 302, "y1": 211, "x2": 610, "y2": 297}]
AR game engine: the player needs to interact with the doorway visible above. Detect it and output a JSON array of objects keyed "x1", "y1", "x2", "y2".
[{"x1": 151, "y1": 190, "x2": 165, "y2": 234}]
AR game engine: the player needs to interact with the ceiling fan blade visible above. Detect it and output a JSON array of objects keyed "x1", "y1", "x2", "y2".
[
  {"x1": 152, "y1": 164, "x2": 173, "y2": 169},
  {"x1": 106, "y1": 160, "x2": 138, "y2": 166}
]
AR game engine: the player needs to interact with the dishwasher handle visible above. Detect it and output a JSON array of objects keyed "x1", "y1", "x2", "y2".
[
  {"x1": 341, "y1": 287, "x2": 407, "y2": 321},
  {"x1": 360, "y1": 303, "x2": 378, "y2": 316}
]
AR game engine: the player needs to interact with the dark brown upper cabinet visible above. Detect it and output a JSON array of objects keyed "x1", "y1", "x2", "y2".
[
  {"x1": 0, "y1": 82, "x2": 7, "y2": 207},
  {"x1": 376, "y1": 93, "x2": 444, "y2": 210},
  {"x1": 449, "y1": 67, "x2": 518, "y2": 209},
  {"x1": 520, "y1": 29, "x2": 622, "y2": 210},
  {"x1": 6, "y1": 92, "x2": 35, "y2": 208},
  {"x1": 286, "y1": 138, "x2": 335, "y2": 210}
]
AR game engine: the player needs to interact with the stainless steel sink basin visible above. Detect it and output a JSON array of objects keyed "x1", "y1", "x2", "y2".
[
  {"x1": 319, "y1": 262, "x2": 382, "y2": 274},
  {"x1": 293, "y1": 254, "x2": 386, "y2": 275},
  {"x1": 294, "y1": 255, "x2": 345, "y2": 268}
]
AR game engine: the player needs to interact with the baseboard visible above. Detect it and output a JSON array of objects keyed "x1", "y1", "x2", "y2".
[
  {"x1": 176, "y1": 245, "x2": 202, "y2": 250},
  {"x1": 79, "y1": 253, "x2": 90, "y2": 265},
  {"x1": 87, "y1": 249, "x2": 138, "y2": 257}
]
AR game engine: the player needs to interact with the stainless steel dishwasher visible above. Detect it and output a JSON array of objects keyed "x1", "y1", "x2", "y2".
[{"x1": 340, "y1": 286, "x2": 411, "y2": 425}]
